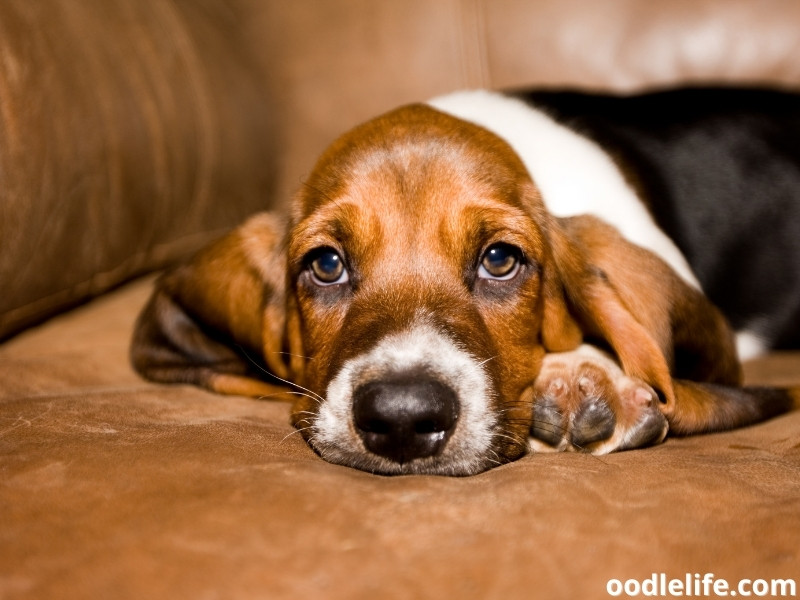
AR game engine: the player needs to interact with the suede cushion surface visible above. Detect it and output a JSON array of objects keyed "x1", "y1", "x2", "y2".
[{"x1": 1, "y1": 279, "x2": 798, "y2": 599}]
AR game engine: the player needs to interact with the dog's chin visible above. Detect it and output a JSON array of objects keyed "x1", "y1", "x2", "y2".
[{"x1": 306, "y1": 437, "x2": 515, "y2": 477}]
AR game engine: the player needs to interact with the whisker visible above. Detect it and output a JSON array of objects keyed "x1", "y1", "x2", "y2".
[
  {"x1": 495, "y1": 407, "x2": 568, "y2": 422},
  {"x1": 530, "y1": 423, "x2": 569, "y2": 437},
  {"x1": 477, "y1": 355, "x2": 498, "y2": 367},
  {"x1": 259, "y1": 390, "x2": 323, "y2": 405},
  {"x1": 237, "y1": 345, "x2": 327, "y2": 405},
  {"x1": 276, "y1": 377, "x2": 326, "y2": 405},
  {"x1": 493, "y1": 431, "x2": 528, "y2": 448},
  {"x1": 271, "y1": 351, "x2": 316, "y2": 361},
  {"x1": 485, "y1": 448, "x2": 503, "y2": 466},
  {"x1": 281, "y1": 425, "x2": 315, "y2": 443},
  {"x1": 257, "y1": 391, "x2": 313, "y2": 403}
]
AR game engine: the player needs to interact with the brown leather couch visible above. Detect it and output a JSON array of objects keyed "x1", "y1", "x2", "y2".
[{"x1": 2, "y1": 1, "x2": 799, "y2": 598}]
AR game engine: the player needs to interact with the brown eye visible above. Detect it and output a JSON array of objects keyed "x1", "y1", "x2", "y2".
[
  {"x1": 478, "y1": 243, "x2": 521, "y2": 280},
  {"x1": 309, "y1": 249, "x2": 349, "y2": 286}
]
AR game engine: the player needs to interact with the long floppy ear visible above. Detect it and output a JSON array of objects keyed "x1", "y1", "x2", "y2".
[
  {"x1": 544, "y1": 215, "x2": 678, "y2": 407},
  {"x1": 131, "y1": 212, "x2": 291, "y2": 398},
  {"x1": 540, "y1": 250, "x2": 584, "y2": 353},
  {"x1": 545, "y1": 214, "x2": 797, "y2": 432}
]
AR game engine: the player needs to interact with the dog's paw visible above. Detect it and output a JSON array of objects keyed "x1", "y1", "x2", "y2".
[{"x1": 529, "y1": 345, "x2": 668, "y2": 454}]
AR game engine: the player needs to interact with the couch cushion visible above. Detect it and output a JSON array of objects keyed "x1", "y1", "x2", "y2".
[
  {"x1": 1, "y1": 279, "x2": 798, "y2": 599},
  {"x1": 0, "y1": 0, "x2": 276, "y2": 341}
]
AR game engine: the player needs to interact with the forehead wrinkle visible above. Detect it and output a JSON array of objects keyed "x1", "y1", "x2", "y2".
[
  {"x1": 437, "y1": 199, "x2": 544, "y2": 266},
  {"x1": 329, "y1": 159, "x2": 446, "y2": 250},
  {"x1": 289, "y1": 199, "x2": 383, "y2": 263},
  {"x1": 463, "y1": 203, "x2": 539, "y2": 241}
]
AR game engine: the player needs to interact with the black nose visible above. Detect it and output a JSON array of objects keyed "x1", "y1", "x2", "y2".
[{"x1": 352, "y1": 374, "x2": 459, "y2": 464}]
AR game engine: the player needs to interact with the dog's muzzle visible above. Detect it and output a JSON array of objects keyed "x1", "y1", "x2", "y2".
[{"x1": 312, "y1": 321, "x2": 497, "y2": 475}]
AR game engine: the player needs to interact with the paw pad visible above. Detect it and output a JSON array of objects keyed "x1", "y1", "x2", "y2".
[{"x1": 572, "y1": 399, "x2": 616, "y2": 447}]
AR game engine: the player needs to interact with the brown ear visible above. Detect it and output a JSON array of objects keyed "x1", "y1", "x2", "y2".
[
  {"x1": 546, "y1": 215, "x2": 797, "y2": 433},
  {"x1": 669, "y1": 381, "x2": 799, "y2": 435},
  {"x1": 545, "y1": 215, "x2": 677, "y2": 407},
  {"x1": 540, "y1": 253, "x2": 583, "y2": 352},
  {"x1": 130, "y1": 212, "x2": 291, "y2": 398}
]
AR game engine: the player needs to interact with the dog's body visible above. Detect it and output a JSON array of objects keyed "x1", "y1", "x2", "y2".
[
  {"x1": 435, "y1": 88, "x2": 800, "y2": 357},
  {"x1": 132, "y1": 87, "x2": 800, "y2": 475}
]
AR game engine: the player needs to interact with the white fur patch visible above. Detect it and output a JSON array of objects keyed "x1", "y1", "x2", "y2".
[
  {"x1": 312, "y1": 321, "x2": 497, "y2": 475},
  {"x1": 427, "y1": 90, "x2": 701, "y2": 290},
  {"x1": 735, "y1": 330, "x2": 768, "y2": 361}
]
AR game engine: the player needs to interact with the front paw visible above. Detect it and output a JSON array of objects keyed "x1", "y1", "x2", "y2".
[{"x1": 530, "y1": 345, "x2": 668, "y2": 454}]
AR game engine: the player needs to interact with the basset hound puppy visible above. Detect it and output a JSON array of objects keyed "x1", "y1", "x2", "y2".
[{"x1": 132, "y1": 87, "x2": 800, "y2": 475}]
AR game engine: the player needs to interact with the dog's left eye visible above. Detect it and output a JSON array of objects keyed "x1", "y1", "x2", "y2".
[
  {"x1": 309, "y1": 249, "x2": 349, "y2": 286},
  {"x1": 478, "y1": 243, "x2": 522, "y2": 280}
]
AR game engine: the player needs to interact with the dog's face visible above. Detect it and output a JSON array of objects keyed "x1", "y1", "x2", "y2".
[{"x1": 281, "y1": 106, "x2": 580, "y2": 475}]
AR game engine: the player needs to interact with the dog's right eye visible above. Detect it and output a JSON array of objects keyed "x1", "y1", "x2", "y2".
[{"x1": 308, "y1": 249, "x2": 349, "y2": 286}]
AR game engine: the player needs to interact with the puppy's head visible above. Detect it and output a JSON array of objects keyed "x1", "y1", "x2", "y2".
[
  {"x1": 132, "y1": 104, "x2": 680, "y2": 475},
  {"x1": 278, "y1": 105, "x2": 586, "y2": 475}
]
